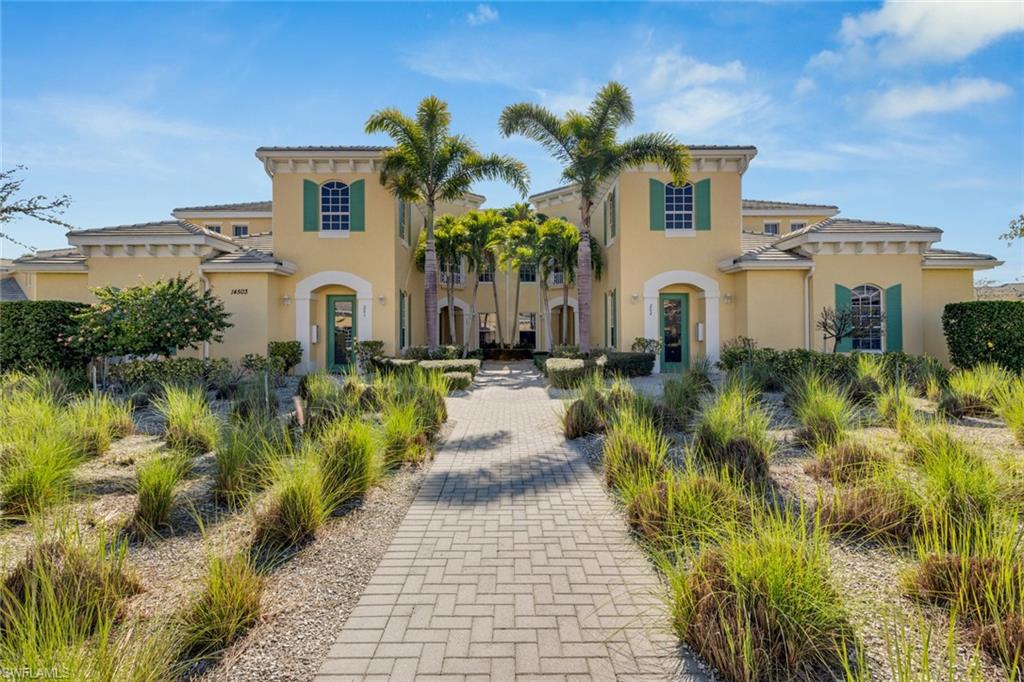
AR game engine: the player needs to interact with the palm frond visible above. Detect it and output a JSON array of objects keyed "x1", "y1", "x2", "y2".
[
  {"x1": 587, "y1": 81, "x2": 634, "y2": 139},
  {"x1": 612, "y1": 133, "x2": 690, "y2": 185},
  {"x1": 364, "y1": 109, "x2": 425, "y2": 157},
  {"x1": 499, "y1": 103, "x2": 574, "y2": 165}
]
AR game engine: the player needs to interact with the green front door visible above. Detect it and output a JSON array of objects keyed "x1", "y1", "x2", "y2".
[
  {"x1": 659, "y1": 293, "x2": 689, "y2": 373},
  {"x1": 326, "y1": 295, "x2": 356, "y2": 371}
]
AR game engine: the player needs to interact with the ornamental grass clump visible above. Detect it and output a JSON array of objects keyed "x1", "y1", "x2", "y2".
[
  {"x1": 316, "y1": 416, "x2": 381, "y2": 509},
  {"x1": 994, "y1": 376, "x2": 1024, "y2": 446},
  {"x1": 299, "y1": 370, "x2": 348, "y2": 431},
  {"x1": 661, "y1": 372, "x2": 704, "y2": 431},
  {"x1": 64, "y1": 393, "x2": 133, "y2": 458},
  {"x1": 229, "y1": 373, "x2": 278, "y2": 423},
  {"x1": 602, "y1": 407, "x2": 668, "y2": 490},
  {"x1": 405, "y1": 368, "x2": 448, "y2": 438},
  {"x1": 939, "y1": 363, "x2": 1012, "y2": 419},
  {"x1": 562, "y1": 371, "x2": 607, "y2": 440},
  {"x1": 806, "y1": 439, "x2": 889, "y2": 485},
  {"x1": 916, "y1": 436, "x2": 1001, "y2": 535},
  {"x1": 380, "y1": 399, "x2": 428, "y2": 467},
  {"x1": 214, "y1": 418, "x2": 282, "y2": 505},
  {"x1": 155, "y1": 384, "x2": 218, "y2": 456},
  {"x1": 692, "y1": 381, "x2": 776, "y2": 482},
  {"x1": 875, "y1": 379, "x2": 916, "y2": 434},
  {"x1": 626, "y1": 466, "x2": 751, "y2": 549},
  {"x1": 179, "y1": 552, "x2": 264, "y2": 662},
  {"x1": 252, "y1": 450, "x2": 329, "y2": 551},
  {"x1": 130, "y1": 453, "x2": 187, "y2": 537},
  {"x1": 789, "y1": 372, "x2": 857, "y2": 449},
  {"x1": 818, "y1": 469, "x2": 925, "y2": 545},
  {"x1": 0, "y1": 529, "x2": 141, "y2": 651},
  {"x1": 0, "y1": 396, "x2": 80, "y2": 518},
  {"x1": 666, "y1": 512, "x2": 854, "y2": 682},
  {"x1": 849, "y1": 353, "x2": 887, "y2": 404}
]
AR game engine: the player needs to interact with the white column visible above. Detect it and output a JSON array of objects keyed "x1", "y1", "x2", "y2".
[
  {"x1": 356, "y1": 296, "x2": 373, "y2": 341},
  {"x1": 643, "y1": 296, "x2": 659, "y2": 372},
  {"x1": 703, "y1": 294, "x2": 721, "y2": 365},
  {"x1": 296, "y1": 296, "x2": 313, "y2": 374}
]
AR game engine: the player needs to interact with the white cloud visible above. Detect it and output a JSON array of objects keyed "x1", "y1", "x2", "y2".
[
  {"x1": 641, "y1": 51, "x2": 745, "y2": 91},
  {"x1": 648, "y1": 88, "x2": 772, "y2": 139},
  {"x1": 868, "y1": 77, "x2": 1012, "y2": 120},
  {"x1": 814, "y1": 0, "x2": 1024, "y2": 66},
  {"x1": 466, "y1": 4, "x2": 498, "y2": 26},
  {"x1": 794, "y1": 77, "x2": 816, "y2": 96}
]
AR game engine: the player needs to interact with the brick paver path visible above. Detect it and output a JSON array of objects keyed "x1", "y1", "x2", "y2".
[{"x1": 316, "y1": 362, "x2": 708, "y2": 681}]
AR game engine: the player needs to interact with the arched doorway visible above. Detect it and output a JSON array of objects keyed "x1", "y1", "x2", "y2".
[
  {"x1": 294, "y1": 271, "x2": 373, "y2": 373},
  {"x1": 547, "y1": 296, "x2": 578, "y2": 348},
  {"x1": 643, "y1": 270, "x2": 721, "y2": 372},
  {"x1": 437, "y1": 297, "x2": 471, "y2": 347}
]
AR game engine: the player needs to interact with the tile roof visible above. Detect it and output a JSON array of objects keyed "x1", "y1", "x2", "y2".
[
  {"x1": 256, "y1": 145, "x2": 388, "y2": 152},
  {"x1": 923, "y1": 248, "x2": 999, "y2": 262},
  {"x1": 734, "y1": 244, "x2": 812, "y2": 264},
  {"x1": 173, "y1": 200, "x2": 271, "y2": 213},
  {"x1": 740, "y1": 231, "x2": 779, "y2": 253},
  {"x1": 0, "y1": 278, "x2": 27, "y2": 301},
  {"x1": 787, "y1": 217, "x2": 942, "y2": 237},
  {"x1": 742, "y1": 199, "x2": 838, "y2": 211},
  {"x1": 14, "y1": 247, "x2": 86, "y2": 265},
  {"x1": 204, "y1": 249, "x2": 279, "y2": 265},
  {"x1": 70, "y1": 219, "x2": 236, "y2": 245},
  {"x1": 232, "y1": 232, "x2": 273, "y2": 252}
]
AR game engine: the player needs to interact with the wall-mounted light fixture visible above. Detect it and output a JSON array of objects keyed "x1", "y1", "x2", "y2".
[
  {"x1": 630, "y1": 293, "x2": 639, "y2": 302},
  {"x1": 723, "y1": 293, "x2": 734, "y2": 304},
  {"x1": 378, "y1": 295, "x2": 387, "y2": 305},
  {"x1": 281, "y1": 295, "x2": 292, "y2": 306}
]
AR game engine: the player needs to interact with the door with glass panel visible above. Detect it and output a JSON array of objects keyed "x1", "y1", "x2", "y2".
[
  {"x1": 326, "y1": 295, "x2": 356, "y2": 371},
  {"x1": 659, "y1": 293, "x2": 689, "y2": 373}
]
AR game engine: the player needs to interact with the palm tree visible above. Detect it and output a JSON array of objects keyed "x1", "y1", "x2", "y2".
[
  {"x1": 537, "y1": 219, "x2": 602, "y2": 348},
  {"x1": 499, "y1": 203, "x2": 545, "y2": 348},
  {"x1": 367, "y1": 96, "x2": 528, "y2": 351},
  {"x1": 499, "y1": 82, "x2": 689, "y2": 353},
  {"x1": 489, "y1": 219, "x2": 533, "y2": 347},
  {"x1": 461, "y1": 210, "x2": 505, "y2": 353},
  {"x1": 415, "y1": 215, "x2": 467, "y2": 346}
]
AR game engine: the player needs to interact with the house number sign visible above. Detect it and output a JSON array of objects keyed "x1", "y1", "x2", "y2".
[{"x1": 231, "y1": 288, "x2": 248, "y2": 295}]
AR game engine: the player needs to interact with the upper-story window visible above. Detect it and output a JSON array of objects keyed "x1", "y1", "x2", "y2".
[
  {"x1": 205, "y1": 224, "x2": 221, "y2": 234},
  {"x1": 232, "y1": 224, "x2": 248, "y2": 237},
  {"x1": 321, "y1": 181, "x2": 350, "y2": 231},
  {"x1": 608, "y1": 188, "x2": 617, "y2": 239},
  {"x1": 665, "y1": 182, "x2": 693, "y2": 231},
  {"x1": 763, "y1": 222, "x2": 780, "y2": 236},
  {"x1": 519, "y1": 264, "x2": 536, "y2": 282},
  {"x1": 791, "y1": 222, "x2": 806, "y2": 232},
  {"x1": 851, "y1": 284, "x2": 883, "y2": 352},
  {"x1": 478, "y1": 262, "x2": 494, "y2": 283}
]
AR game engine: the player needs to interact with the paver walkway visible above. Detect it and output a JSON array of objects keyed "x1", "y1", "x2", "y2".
[{"x1": 316, "y1": 362, "x2": 708, "y2": 681}]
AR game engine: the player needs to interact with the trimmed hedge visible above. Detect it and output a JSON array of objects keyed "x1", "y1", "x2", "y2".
[
  {"x1": 0, "y1": 300, "x2": 91, "y2": 371},
  {"x1": 546, "y1": 358, "x2": 588, "y2": 389},
  {"x1": 444, "y1": 371, "x2": 473, "y2": 391},
  {"x1": 942, "y1": 301, "x2": 1024, "y2": 371},
  {"x1": 532, "y1": 351, "x2": 550, "y2": 374},
  {"x1": 604, "y1": 352, "x2": 655, "y2": 378},
  {"x1": 419, "y1": 359, "x2": 481, "y2": 376},
  {"x1": 483, "y1": 347, "x2": 533, "y2": 361},
  {"x1": 108, "y1": 357, "x2": 232, "y2": 388},
  {"x1": 268, "y1": 341, "x2": 302, "y2": 374}
]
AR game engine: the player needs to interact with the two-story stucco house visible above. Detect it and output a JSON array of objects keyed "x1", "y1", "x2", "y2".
[{"x1": 8, "y1": 143, "x2": 1000, "y2": 372}]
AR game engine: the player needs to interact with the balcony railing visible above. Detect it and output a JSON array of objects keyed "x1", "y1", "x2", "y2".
[
  {"x1": 439, "y1": 270, "x2": 465, "y2": 287},
  {"x1": 549, "y1": 271, "x2": 565, "y2": 286}
]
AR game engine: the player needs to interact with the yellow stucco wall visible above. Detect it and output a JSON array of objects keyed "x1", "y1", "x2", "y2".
[
  {"x1": 182, "y1": 216, "x2": 273, "y2": 237},
  {"x1": 922, "y1": 269, "x2": 975, "y2": 364},
  {"x1": 741, "y1": 214, "x2": 831, "y2": 234},
  {"x1": 23, "y1": 272, "x2": 90, "y2": 302},
  {"x1": 809, "y1": 254, "x2": 924, "y2": 354},
  {"x1": 205, "y1": 271, "x2": 272, "y2": 359},
  {"x1": 740, "y1": 269, "x2": 807, "y2": 349},
  {"x1": 85, "y1": 255, "x2": 204, "y2": 294}
]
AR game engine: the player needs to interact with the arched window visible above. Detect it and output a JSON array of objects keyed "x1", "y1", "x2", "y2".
[
  {"x1": 321, "y1": 181, "x2": 350, "y2": 231},
  {"x1": 851, "y1": 284, "x2": 883, "y2": 351},
  {"x1": 665, "y1": 182, "x2": 693, "y2": 230}
]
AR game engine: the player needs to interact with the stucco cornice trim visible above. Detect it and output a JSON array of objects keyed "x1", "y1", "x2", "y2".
[
  {"x1": 200, "y1": 259, "x2": 298, "y2": 275},
  {"x1": 718, "y1": 259, "x2": 813, "y2": 273},
  {"x1": 11, "y1": 263, "x2": 88, "y2": 273},
  {"x1": 173, "y1": 210, "x2": 273, "y2": 219},
  {"x1": 923, "y1": 259, "x2": 1002, "y2": 271}
]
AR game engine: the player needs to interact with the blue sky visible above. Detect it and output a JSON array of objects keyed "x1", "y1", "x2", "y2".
[{"x1": 3, "y1": 1, "x2": 1023, "y2": 281}]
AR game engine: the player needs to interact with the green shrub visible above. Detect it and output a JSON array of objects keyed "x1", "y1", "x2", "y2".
[
  {"x1": 316, "y1": 417, "x2": 380, "y2": 508},
  {"x1": 108, "y1": 358, "x2": 228, "y2": 391},
  {"x1": 0, "y1": 300, "x2": 90, "y2": 371},
  {"x1": 240, "y1": 353, "x2": 285, "y2": 382},
  {"x1": 943, "y1": 300, "x2": 1024, "y2": 372},
  {"x1": 180, "y1": 552, "x2": 264, "y2": 661},
  {"x1": 692, "y1": 382, "x2": 776, "y2": 482},
  {"x1": 532, "y1": 351, "x2": 550, "y2": 373},
  {"x1": 402, "y1": 344, "x2": 462, "y2": 360},
  {"x1": 267, "y1": 340, "x2": 302, "y2": 374},
  {"x1": 229, "y1": 373, "x2": 279, "y2": 423},
  {"x1": 552, "y1": 344, "x2": 582, "y2": 358},
  {"x1": 546, "y1": 358, "x2": 587, "y2": 388},
  {"x1": 939, "y1": 363, "x2": 1012, "y2": 418},
  {"x1": 788, "y1": 372, "x2": 857, "y2": 449},
  {"x1": 602, "y1": 407, "x2": 668, "y2": 489},
  {"x1": 601, "y1": 352, "x2": 655, "y2": 377},
  {"x1": 253, "y1": 451, "x2": 329, "y2": 550},
  {"x1": 354, "y1": 340, "x2": 385, "y2": 372},
  {"x1": 155, "y1": 384, "x2": 219, "y2": 456},
  {"x1": 131, "y1": 454, "x2": 186, "y2": 536},
  {"x1": 444, "y1": 371, "x2": 473, "y2": 392},
  {"x1": 626, "y1": 467, "x2": 751, "y2": 549},
  {"x1": 561, "y1": 371, "x2": 607, "y2": 439},
  {"x1": 995, "y1": 377, "x2": 1024, "y2": 446},
  {"x1": 419, "y1": 359, "x2": 481, "y2": 376},
  {"x1": 667, "y1": 512, "x2": 853, "y2": 681},
  {"x1": 380, "y1": 400, "x2": 428, "y2": 466}
]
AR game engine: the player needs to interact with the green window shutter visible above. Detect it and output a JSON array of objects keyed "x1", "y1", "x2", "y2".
[
  {"x1": 695, "y1": 179, "x2": 711, "y2": 230},
  {"x1": 602, "y1": 201, "x2": 608, "y2": 244},
  {"x1": 611, "y1": 289, "x2": 617, "y2": 348},
  {"x1": 610, "y1": 189, "x2": 617, "y2": 237},
  {"x1": 885, "y1": 284, "x2": 903, "y2": 352},
  {"x1": 603, "y1": 293, "x2": 608, "y2": 346},
  {"x1": 303, "y1": 180, "x2": 319, "y2": 232},
  {"x1": 397, "y1": 199, "x2": 404, "y2": 239},
  {"x1": 349, "y1": 180, "x2": 365, "y2": 232},
  {"x1": 835, "y1": 284, "x2": 853, "y2": 353},
  {"x1": 649, "y1": 179, "x2": 665, "y2": 231}
]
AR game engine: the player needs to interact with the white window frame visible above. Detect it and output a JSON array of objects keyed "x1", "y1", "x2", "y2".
[
  {"x1": 790, "y1": 221, "x2": 806, "y2": 233},
  {"x1": 232, "y1": 223, "x2": 249, "y2": 237},
  {"x1": 763, "y1": 221, "x2": 780, "y2": 236},
  {"x1": 204, "y1": 223, "x2": 221, "y2": 234},
  {"x1": 851, "y1": 284, "x2": 884, "y2": 352},
  {"x1": 320, "y1": 181, "x2": 350, "y2": 232},
  {"x1": 665, "y1": 182, "x2": 694, "y2": 231}
]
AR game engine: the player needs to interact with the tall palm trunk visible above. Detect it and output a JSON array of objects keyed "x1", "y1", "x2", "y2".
[
  {"x1": 424, "y1": 200, "x2": 438, "y2": 350},
  {"x1": 577, "y1": 198, "x2": 593, "y2": 353},
  {"x1": 446, "y1": 275, "x2": 456, "y2": 347},
  {"x1": 510, "y1": 275, "x2": 523, "y2": 347},
  {"x1": 467, "y1": 270, "x2": 480, "y2": 356},
  {"x1": 540, "y1": 280, "x2": 553, "y2": 351},
  {"x1": 562, "y1": 279, "x2": 570, "y2": 346},
  {"x1": 490, "y1": 257, "x2": 504, "y2": 347}
]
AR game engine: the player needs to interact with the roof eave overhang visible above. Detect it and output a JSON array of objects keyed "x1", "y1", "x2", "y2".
[
  {"x1": 718, "y1": 258, "x2": 813, "y2": 274},
  {"x1": 255, "y1": 149, "x2": 384, "y2": 178},
  {"x1": 923, "y1": 259, "x2": 1002, "y2": 271},
  {"x1": 774, "y1": 231, "x2": 941, "y2": 252},
  {"x1": 12, "y1": 262, "x2": 87, "y2": 273},
  {"x1": 172, "y1": 210, "x2": 273, "y2": 220},
  {"x1": 743, "y1": 208, "x2": 839, "y2": 217},
  {"x1": 200, "y1": 259, "x2": 298, "y2": 276},
  {"x1": 68, "y1": 233, "x2": 237, "y2": 253}
]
